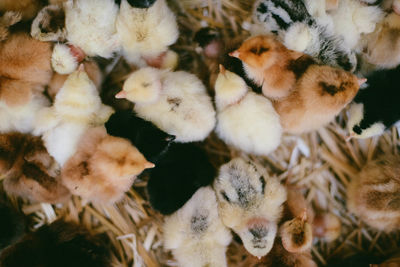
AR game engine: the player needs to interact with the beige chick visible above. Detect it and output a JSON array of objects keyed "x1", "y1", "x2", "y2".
[
  {"x1": 274, "y1": 64, "x2": 362, "y2": 134},
  {"x1": 34, "y1": 66, "x2": 114, "y2": 167},
  {"x1": 61, "y1": 126, "x2": 154, "y2": 203},
  {"x1": 116, "y1": 67, "x2": 216, "y2": 142},
  {"x1": 347, "y1": 154, "x2": 400, "y2": 232},
  {"x1": 214, "y1": 66, "x2": 282, "y2": 156},
  {"x1": 116, "y1": 0, "x2": 179, "y2": 67},
  {"x1": 0, "y1": 0, "x2": 43, "y2": 21},
  {"x1": 64, "y1": 0, "x2": 119, "y2": 58},
  {"x1": 0, "y1": 132, "x2": 70, "y2": 204},
  {"x1": 214, "y1": 158, "x2": 287, "y2": 258},
  {"x1": 163, "y1": 187, "x2": 232, "y2": 267}
]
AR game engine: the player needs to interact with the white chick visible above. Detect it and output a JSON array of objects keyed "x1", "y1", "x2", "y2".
[
  {"x1": 0, "y1": 94, "x2": 49, "y2": 134},
  {"x1": 163, "y1": 187, "x2": 232, "y2": 267},
  {"x1": 116, "y1": 67, "x2": 216, "y2": 142},
  {"x1": 329, "y1": 0, "x2": 384, "y2": 50},
  {"x1": 64, "y1": 0, "x2": 119, "y2": 58},
  {"x1": 34, "y1": 66, "x2": 114, "y2": 166},
  {"x1": 116, "y1": 0, "x2": 179, "y2": 66},
  {"x1": 215, "y1": 66, "x2": 282, "y2": 156},
  {"x1": 214, "y1": 158, "x2": 287, "y2": 258}
]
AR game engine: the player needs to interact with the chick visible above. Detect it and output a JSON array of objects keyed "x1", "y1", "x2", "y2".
[
  {"x1": 0, "y1": 220, "x2": 111, "y2": 267},
  {"x1": 34, "y1": 66, "x2": 114, "y2": 166},
  {"x1": 347, "y1": 154, "x2": 400, "y2": 232},
  {"x1": 0, "y1": 133, "x2": 70, "y2": 204},
  {"x1": 362, "y1": 12, "x2": 400, "y2": 70},
  {"x1": 163, "y1": 187, "x2": 232, "y2": 267},
  {"x1": 329, "y1": 0, "x2": 384, "y2": 50},
  {"x1": 116, "y1": 67, "x2": 216, "y2": 142},
  {"x1": 61, "y1": 126, "x2": 154, "y2": 203},
  {"x1": 347, "y1": 65, "x2": 400, "y2": 139},
  {"x1": 312, "y1": 213, "x2": 341, "y2": 242},
  {"x1": 214, "y1": 158, "x2": 287, "y2": 258},
  {"x1": 0, "y1": 11, "x2": 21, "y2": 42},
  {"x1": 274, "y1": 64, "x2": 362, "y2": 134},
  {"x1": 147, "y1": 142, "x2": 215, "y2": 214},
  {"x1": 105, "y1": 110, "x2": 175, "y2": 164},
  {"x1": 51, "y1": 43, "x2": 85, "y2": 75},
  {"x1": 0, "y1": 0, "x2": 43, "y2": 21},
  {"x1": 0, "y1": 198, "x2": 26, "y2": 250},
  {"x1": 64, "y1": 0, "x2": 119, "y2": 58},
  {"x1": 279, "y1": 211, "x2": 313, "y2": 254},
  {"x1": 0, "y1": 33, "x2": 53, "y2": 104},
  {"x1": 31, "y1": 4, "x2": 66, "y2": 42},
  {"x1": 214, "y1": 66, "x2": 282, "y2": 156},
  {"x1": 115, "y1": 0, "x2": 179, "y2": 67}
]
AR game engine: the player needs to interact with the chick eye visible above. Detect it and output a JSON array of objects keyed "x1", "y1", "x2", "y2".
[
  {"x1": 250, "y1": 46, "x2": 269, "y2": 55},
  {"x1": 259, "y1": 176, "x2": 266, "y2": 194},
  {"x1": 220, "y1": 191, "x2": 231, "y2": 202}
]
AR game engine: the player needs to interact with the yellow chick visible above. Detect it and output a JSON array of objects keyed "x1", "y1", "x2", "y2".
[
  {"x1": 215, "y1": 65, "x2": 282, "y2": 156},
  {"x1": 34, "y1": 66, "x2": 114, "y2": 167},
  {"x1": 61, "y1": 126, "x2": 154, "y2": 203},
  {"x1": 116, "y1": 67, "x2": 216, "y2": 142},
  {"x1": 116, "y1": 0, "x2": 179, "y2": 67},
  {"x1": 163, "y1": 187, "x2": 232, "y2": 267},
  {"x1": 214, "y1": 158, "x2": 287, "y2": 258},
  {"x1": 347, "y1": 154, "x2": 400, "y2": 232}
]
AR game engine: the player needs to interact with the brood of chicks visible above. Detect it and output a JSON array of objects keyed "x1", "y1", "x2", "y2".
[{"x1": 1, "y1": 0, "x2": 400, "y2": 266}]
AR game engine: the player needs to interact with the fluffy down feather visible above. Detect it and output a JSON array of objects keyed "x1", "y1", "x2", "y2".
[
  {"x1": 347, "y1": 154, "x2": 400, "y2": 232},
  {"x1": 215, "y1": 67, "x2": 282, "y2": 156},
  {"x1": 31, "y1": 4, "x2": 66, "y2": 42},
  {"x1": 0, "y1": 133, "x2": 70, "y2": 204},
  {"x1": 116, "y1": 0, "x2": 179, "y2": 66},
  {"x1": 118, "y1": 67, "x2": 216, "y2": 142},
  {"x1": 34, "y1": 67, "x2": 114, "y2": 166},
  {"x1": 51, "y1": 43, "x2": 79, "y2": 74},
  {"x1": 214, "y1": 158, "x2": 287, "y2": 258},
  {"x1": 163, "y1": 187, "x2": 232, "y2": 267},
  {"x1": 0, "y1": 220, "x2": 111, "y2": 267},
  {"x1": 64, "y1": 0, "x2": 119, "y2": 58},
  {"x1": 0, "y1": 12, "x2": 21, "y2": 42},
  {"x1": 61, "y1": 127, "x2": 154, "y2": 203}
]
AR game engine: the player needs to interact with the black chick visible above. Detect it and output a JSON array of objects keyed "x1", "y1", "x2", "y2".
[
  {"x1": 193, "y1": 27, "x2": 262, "y2": 93},
  {"x1": 0, "y1": 198, "x2": 25, "y2": 251},
  {"x1": 347, "y1": 65, "x2": 400, "y2": 139},
  {"x1": 105, "y1": 110, "x2": 175, "y2": 164},
  {"x1": 147, "y1": 143, "x2": 216, "y2": 215},
  {"x1": 114, "y1": 0, "x2": 157, "y2": 8},
  {"x1": 0, "y1": 220, "x2": 111, "y2": 267}
]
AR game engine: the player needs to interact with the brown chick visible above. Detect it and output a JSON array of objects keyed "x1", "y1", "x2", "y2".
[
  {"x1": 0, "y1": 11, "x2": 21, "y2": 42},
  {"x1": 229, "y1": 35, "x2": 305, "y2": 99},
  {"x1": 347, "y1": 154, "x2": 400, "y2": 232},
  {"x1": 274, "y1": 64, "x2": 363, "y2": 134},
  {"x1": 0, "y1": 132, "x2": 70, "y2": 203},
  {"x1": 312, "y1": 213, "x2": 341, "y2": 242},
  {"x1": 0, "y1": 0, "x2": 44, "y2": 21},
  {"x1": 0, "y1": 33, "x2": 53, "y2": 106},
  {"x1": 47, "y1": 60, "x2": 103, "y2": 100},
  {"x1": 61, "y1": 126, "x2": 154, "y2": 203},
  {"x1": 280, "y1": 211, "x2": 313, "y2": 254}
]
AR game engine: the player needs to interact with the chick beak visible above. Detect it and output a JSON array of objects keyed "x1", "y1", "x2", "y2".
[
  {"x1": 358, "y1": 78, "x2": 367, "y2": 87},
  {"x1": 115, "y1": 91, "x2": 127, "y2": 99},
  {"x1": 345, "y1": 132, "x2": 355, "y2": 142},
  {"x1": 145, "y1": 162, "x2": 155, "y2": 169},
  {"x1": 229, "y1": 50, "x2": 240, "y2": 59}
]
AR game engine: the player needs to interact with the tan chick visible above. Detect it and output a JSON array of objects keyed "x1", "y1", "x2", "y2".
[
  {"x1": 312, "y1": 213, "x2": 341, "y2": 242},
  {"x1": 214, "y1": 158, "x2": 287, "y2": 258},
  {"x1": 116, "y1": 0, "x2": 179, "y2": 67},
  {"x1": 214, "y1": 65, "x2": 282, "y2": 156},
  {"x1": 279, "y1": 211, "x2": 313, "y2": 254},
  {"x1": 347, "y1": 154, "x2": 400, "y2": 232},
  {"x1": 163, "y1": 187, "x2": 232, "y2": 267},
  {"x1": 0, "y1": 0, "x2": 44, "y2": 21},
  {"x1": 34, "y1": 66, "x2": 114, "y2": 167},
  {"x1": 0, "y1": 132, "x2": 70, "y2": 204},
  {"x1": 116, "y1": 67, "x2": 216, "y2": 142},
  {"x1": 61, "y1": 126, "x2": 154, "y2": 203}
]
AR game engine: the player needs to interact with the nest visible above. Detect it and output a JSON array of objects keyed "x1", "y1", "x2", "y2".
[{"x1": 2, "y1": 0, "x2": 400, "y2": 266}]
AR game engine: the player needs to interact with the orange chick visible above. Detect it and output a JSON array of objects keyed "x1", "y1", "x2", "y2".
[{"x1": 61, "y1": 126, "x2": 154, "y2": 203}]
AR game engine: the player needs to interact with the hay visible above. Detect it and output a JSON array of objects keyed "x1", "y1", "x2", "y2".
[{"x1": 2, "y1": 0, "x2": 400, "y2": 266}]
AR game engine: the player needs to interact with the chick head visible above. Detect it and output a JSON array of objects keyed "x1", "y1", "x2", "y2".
[
  {"x1": 214, "y1": 158, "x2": 287, "y2": 258},
  {"x1": 117, "y1": 67, "x2": 163, "y2": 104},
  {"x1": 229, "y1": 35, "x2": 283, "y2": 70},
  {"x1": 214, "y1": 65, "x2": 248, "y2": 110},
  {"x1": 90, "y1": 135, "x2": 155, "y2": 178},
  {"x1": 280, "y1": 211, "x2": 313, "y2": 253},
  {"x1": 346, "y1": 103, "x2": 385, "y2": 140}
]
